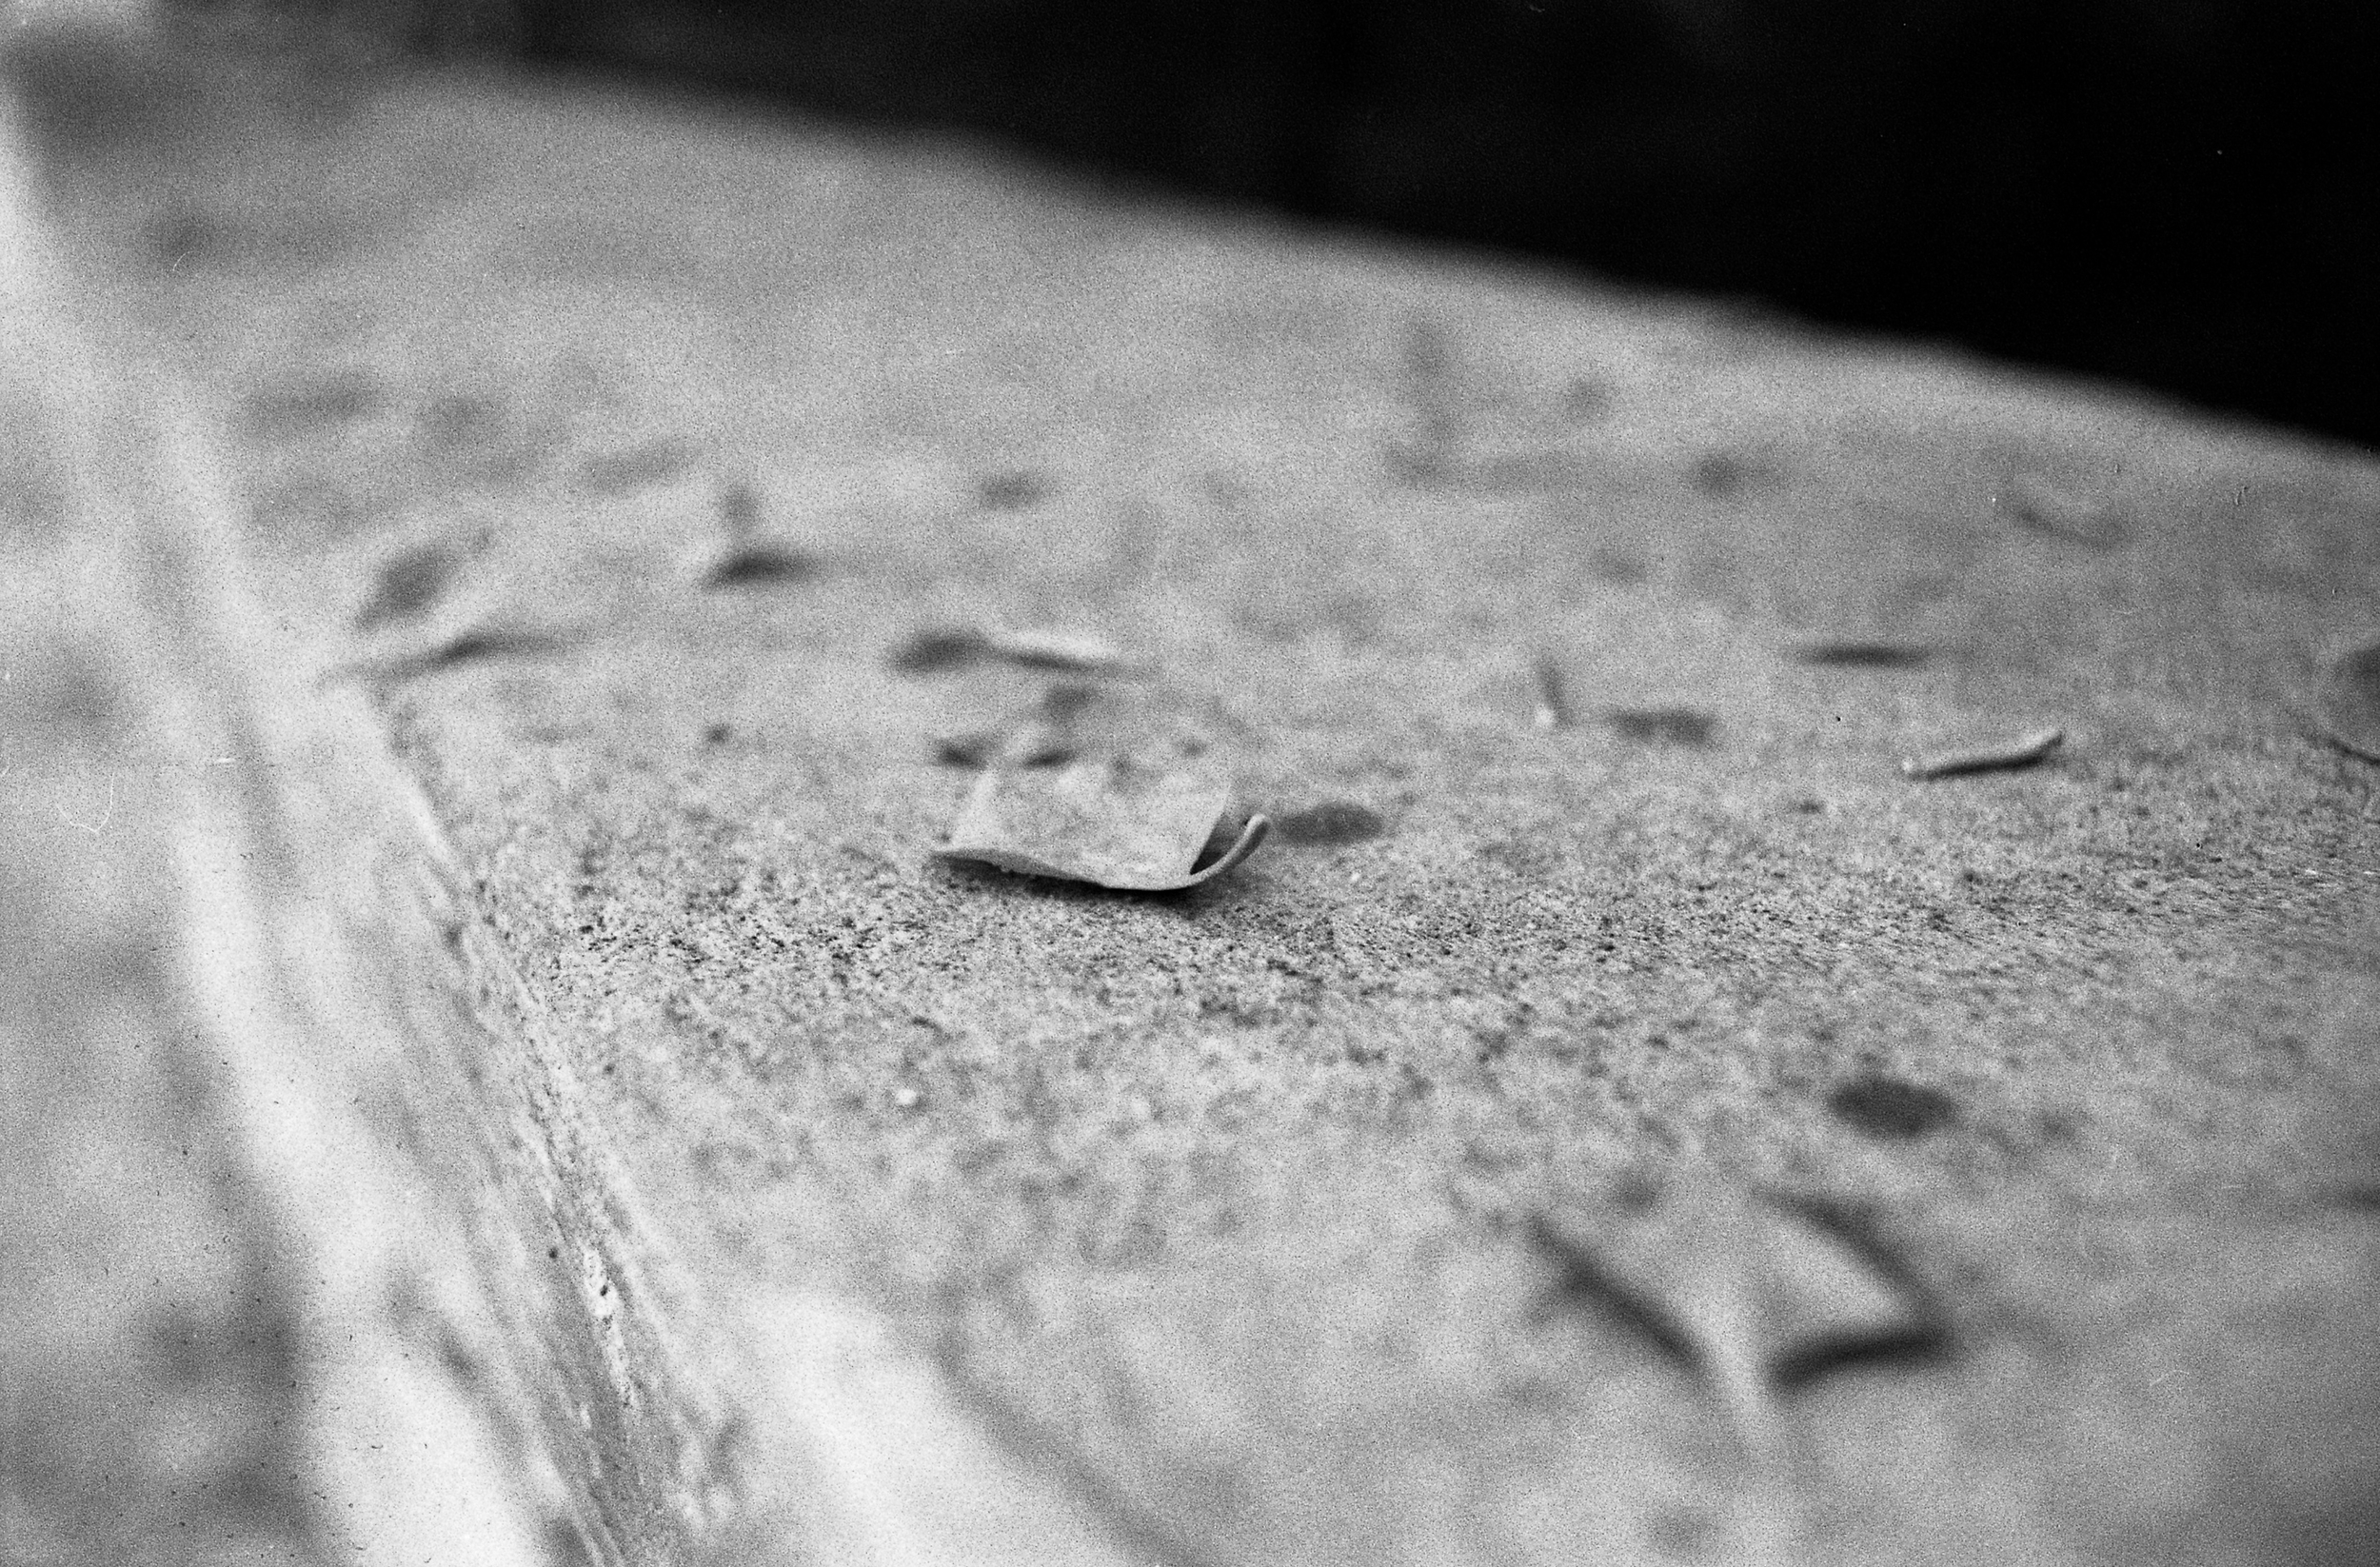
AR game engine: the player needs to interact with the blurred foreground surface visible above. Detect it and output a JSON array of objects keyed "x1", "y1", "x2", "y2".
[{"x1": 10, "y1": 28, "x2": 2380, "y2": 1565}]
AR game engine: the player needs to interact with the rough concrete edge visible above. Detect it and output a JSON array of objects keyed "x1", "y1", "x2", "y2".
[{"x1": 5, "y1": 17, "x2": 1185, "y2": 1557}]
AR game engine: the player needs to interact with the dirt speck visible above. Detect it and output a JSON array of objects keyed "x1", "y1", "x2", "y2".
[
  {"x1": 1827, "y1": 1075, "x2": 1960, "y2": 1140},
  {"x1": 704, "y1": 545, "x2": 821, "y2": 588},
  {"x1": 1607, "y1": 708, "x2": 1716, "y2": 746},
  {"x1": 2033, "y1": 1109, "x2": 2084, "y2": 1142},
  {"x1": 1270, "y1": 802, "x2": 1388, "y2": 845},
  {"x1": 418, "y1": 394, "x2": 503, "y2": 450},
  {"x1": 354, "y1": 542, "x2": 465, "y2": 631},
  {"x1": 1645, "y1": 1507, "x2": 1716, "y2": 1559},
  {"x1": 719, "y1": 479, "x2": 762, "y2": 534},
  {"x1": 1563, "y1": 377, "x2": 1613, "y2": 420},
  {"x1": 887, "y1": 629, "x2": 987, "y2": 674},
  {"x1": 1585, "y1": 546, "x2": 1651, "y2": 585},
  {"x1": 1690, "y1": 451, "x2": 1753, "y2": 497},
  {"x1": 387, "y1": 628, "x2": 565, "y2": 681},
  {"x1": 1793, "y1": 643, "x2": 1931, "y2": 669},
  {"x1": 976, "y1": 469, "x2": 1051, "y2": 510}
]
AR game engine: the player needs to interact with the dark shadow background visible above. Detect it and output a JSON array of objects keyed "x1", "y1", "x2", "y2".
[{"x1": 210, "y1": 0, "x2": 2380, "y2": 448}]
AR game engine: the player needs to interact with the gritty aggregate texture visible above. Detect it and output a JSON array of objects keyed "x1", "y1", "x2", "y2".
[{"x1": 91, "y1": 44, "x2": 2380, "y2": 1565}]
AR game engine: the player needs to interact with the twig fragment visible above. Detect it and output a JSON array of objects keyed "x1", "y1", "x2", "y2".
[
  {"x1": 980, "y1": 627, "x2": 1133, "y2": 674},
  {"x1": 1898, "y1": 726, "x2": 2064, "y2": 780},
  {"x1": 887, "y1": 625, "x2": 1134, "y2": 677}
]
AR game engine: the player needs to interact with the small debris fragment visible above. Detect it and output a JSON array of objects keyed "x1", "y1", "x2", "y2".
[
  {"x1": 1585, "y1": 546, "x2": 1650, "y2": 585},
  {"x1": 1608, "y1": 707, "x2": 1716, "y2": 746},
  {"x1": 976, "y1": 469, "x2": 1050, "y2": 510},
  {"x1": 1382, "y1": 319, "x2": 1462, "y2": 486},
  {"x1": 345, "y1": 626, "x2": 567, "y2": 686},
  {"x1": 886, "y1": 626, "x2": 1133, "y2": 676},
  {"x1": 933, "y1": 724, "x2": 1072, "y2": 770},
  {"x1": 354, "y1": 535, "x2": 479, "y2": 631},
  {"x1": 1827, "y1": 1075, "x2": 1961, "y2": 1141},
  {"x1": 1562, "y1": 377, "x2": 1613, "y2": 421},
  {"x1": 1996, "y1": 473, "x2": 2126, "y2": 548},
  {"x1": 891, "y1": 1085, "x2": 923, "y2": 1111},
  {"x1": 718, "y1": 479, "x2": 762, "y2": 536},
  {"x1": 1899, "y1": 726, "x2": 2064, "y2": 780},
  {"x1": 1793, "y1": 643, "x2": 1931, "y2": 669},
  {"x1": 418, "y1": 393, "x2": 502, "y2": 450},
  {"x1": 2313, "y1": 635, "x2": 2380, "y2": 763},
  {"x1": 1533, "y1": 1179, "x2": 1945, "y2": 1460},
  {"x1": 439, "y1": 628, "x2": 561, "y2": 664},
  {"x1": 935, "y1": 760, "x2": 1269, "y2": 891},
  {"x1": 888, "y1": 628, "x2": 989, "y2": 674},
  {"x1": 1690, "y1": 452, "x2": 1752, "y2": 497},
  {"x1": 981, "y1": 627, "x2": 1133, "y2": 674},
  {"x1": 1270, "y1": 801, "x2": 1388, "y2": 846},
  {"x1": 1530, "y1": 654, "x2": 1574, "y2": 730},
  {"x1": 933, "y1": 733, "x2": 999, "y2": 768},
  {"x1": 702, "y1": 544, "x2": 821, "y2": 589},
  {"x1": 2325, "y1": 1182, "x2": 2380, "y2": 1212},
  {"x1": 1039, "y1": 683, "x2": 1101, "y2": 724}
]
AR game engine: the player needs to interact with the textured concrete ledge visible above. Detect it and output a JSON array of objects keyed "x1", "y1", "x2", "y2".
[{"x1": 10, "y1": 25, "x2": 2380, "y2": 1567}]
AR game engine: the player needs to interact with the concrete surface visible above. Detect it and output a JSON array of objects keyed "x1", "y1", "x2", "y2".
[{"x1": 10, "y1": 27, "x2": 2380, "y2": 1566}]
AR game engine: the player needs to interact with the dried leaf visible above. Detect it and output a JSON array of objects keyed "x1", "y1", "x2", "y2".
[
  {"x1": 1534, "y1": 1180, "x2": 1942, "y2": 1459},
  {"x1": 1899, "y1": 725, "x2": 2064, "y2": 780},
  {"x1": 2314, "y1": 636, "x2": 2380, "y2": 763},
  {"x1": 935, "y1": 760, "x2": 1269, "y2": 890}
]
